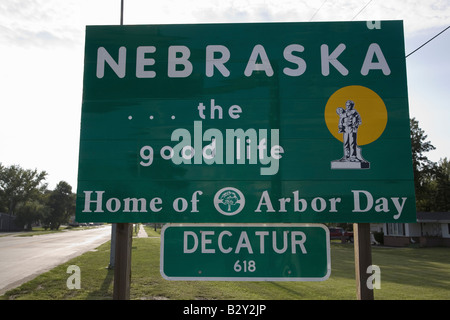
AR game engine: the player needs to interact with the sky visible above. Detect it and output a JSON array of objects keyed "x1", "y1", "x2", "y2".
[{"x1": 0, "y1": 0, "x2": 449, "y2": 191}]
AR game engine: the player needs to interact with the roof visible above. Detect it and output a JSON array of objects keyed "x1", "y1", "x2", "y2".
[{"x1": 416, "y1": 212, "x2": 450, "y2": 223}]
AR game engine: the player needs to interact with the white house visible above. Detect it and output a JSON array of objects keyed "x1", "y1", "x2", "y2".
[{"x1": 382, "y1": 212, "x2": 450, "y2": 247}]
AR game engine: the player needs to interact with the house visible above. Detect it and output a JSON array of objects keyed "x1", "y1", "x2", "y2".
[{"x1": 383, "y1": 212, "x2": 450, "y2": 247}]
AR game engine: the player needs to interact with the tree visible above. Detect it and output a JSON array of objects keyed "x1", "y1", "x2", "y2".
[
  {"x1": 410, "y1": 118, "x2": 437, "y2": 211},
  {"x1": 44, "y1": 181, "x2": 75, "y2": 230},
  {"x1": 433, "y1": 158, "x2": 450, "y2": 212},
  {"x1": 0, "y1": 164, "x2": 47, "y2": 216},
  {"x1": 410, "y1": 118, "x2": 436, "y2": 177},
  {"x1": 15, "y1": 200, "x2": 47, "y2": 231}
]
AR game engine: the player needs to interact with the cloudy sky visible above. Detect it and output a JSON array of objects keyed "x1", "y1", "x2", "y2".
[{"x1": 0, "y1": 0, "x2": 449, "y2": 190}]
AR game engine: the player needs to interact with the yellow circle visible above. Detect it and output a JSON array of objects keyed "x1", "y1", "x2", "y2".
[{"x1": 324, "y1": 85, "x2": 387, "y2": 146}]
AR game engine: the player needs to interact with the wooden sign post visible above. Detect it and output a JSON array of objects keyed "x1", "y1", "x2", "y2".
[
  {"x1": 353, "y1": 223, "x2": 374, "y2": 300},
  {"x1": 113, "y1": 223, "x2": 132, "y2": 300}
]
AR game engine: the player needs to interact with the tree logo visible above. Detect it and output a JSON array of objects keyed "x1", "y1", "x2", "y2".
[{"x1": 214, "y1": 187, "x2": 245, "y2": 216}]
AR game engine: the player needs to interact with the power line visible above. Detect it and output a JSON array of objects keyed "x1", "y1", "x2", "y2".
[
  {"x1": 309, "y1": 0, "x2": 328, "y2": 22},
  {"x1": 351, "y1": 0, "x2": 374, "y2": 21},
  {"x1": 309, "y1": 0, "x2": 373, "y2": 21},
  {"x1": 406, "y1": 25, "x2": 450, "y2": 58}
]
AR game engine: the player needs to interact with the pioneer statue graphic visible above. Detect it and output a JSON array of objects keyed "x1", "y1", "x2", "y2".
[{"x1": 331, "y1": 100, "x2": 370, "y2": 169}]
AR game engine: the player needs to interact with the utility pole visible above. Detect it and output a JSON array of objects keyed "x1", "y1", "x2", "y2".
[{"x1": 120, "y1": 0, "x2": 124, "y2": 25}]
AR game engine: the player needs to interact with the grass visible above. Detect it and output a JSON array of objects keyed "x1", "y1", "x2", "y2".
[
  {"x1": 2, "y1": 226, "x2": 450, "y2": 300},
  {"x1": 370, "y1": 246, "x2": 450, "y2": 299}
]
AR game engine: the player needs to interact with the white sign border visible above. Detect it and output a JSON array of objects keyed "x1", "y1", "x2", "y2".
[{"x1": 160, "y1": 223, "x2": 331, "y2": 282}]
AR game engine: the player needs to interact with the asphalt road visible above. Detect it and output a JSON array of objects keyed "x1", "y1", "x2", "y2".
[{"x1": 0, "y1": 225, "x2": 112, "y2": 295}]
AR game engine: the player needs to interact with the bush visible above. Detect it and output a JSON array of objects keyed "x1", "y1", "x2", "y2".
[{"x1": 373, "y1": 231, "x2": 384, "y2": 245}]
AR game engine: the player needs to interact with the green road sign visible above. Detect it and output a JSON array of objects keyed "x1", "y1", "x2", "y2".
[
  {"x1": 160, "y1": 224, "x2": 330, "y2": 281},
  {"x1": 76, "y1": 21, "x2": 415, "y2": 223}
]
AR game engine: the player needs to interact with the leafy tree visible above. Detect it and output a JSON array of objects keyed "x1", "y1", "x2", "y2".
[
  {"x1": 410, "y1": 118, "x2": 437, "y2": 211},
  {"x1": 0, "y1": 164, "x2": 47, "y2": 216},
  {"x1": 410, "y1": 118, "x2": 436, "y2": 177},
  {"x1": 410, "y1": 119, "x2": 449, "y2": 212},
  {"x1": 44, "y1": 181, "x2": 75, "y2": 230},
  {"x1": 433, "y1": 158, "x2": 450, "y2": 211},
  {"x1": 15, "y1": 200, "x2": 48, "y2": 231}
]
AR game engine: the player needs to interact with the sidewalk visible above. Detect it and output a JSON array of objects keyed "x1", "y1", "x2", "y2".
[{"x1": 135, "y1": 224, "x2": 148, "y2": 238}]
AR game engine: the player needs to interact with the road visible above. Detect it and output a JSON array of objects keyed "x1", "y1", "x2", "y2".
[{"x1": 0, "y1": 225, "x2": 112, "y2": 295}]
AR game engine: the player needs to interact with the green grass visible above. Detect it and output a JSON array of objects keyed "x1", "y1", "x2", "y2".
[
  {"x1": 370, "y1": 246, "x2": 450, "y2": 299},
  {"x1": 2, "y1": 229, "x2": 450, "y2": 300}
]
